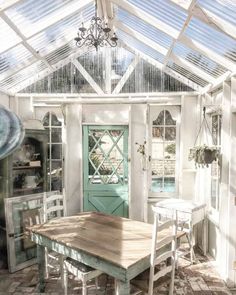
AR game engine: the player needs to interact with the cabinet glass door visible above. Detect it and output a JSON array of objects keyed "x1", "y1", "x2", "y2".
[{"x1": 4, "y1": 193, "x2": 43, "y2": 272}]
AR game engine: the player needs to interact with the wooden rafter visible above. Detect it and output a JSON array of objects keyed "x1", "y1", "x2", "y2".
[
  {"x1": 112, "y1": 55, "x2": 139, "y2": 94},
  {"x1": 119, "y1": 41, "x2": 201, "y2": 92},
  {"x1": 72, "y1": 59, "x2": 104, "y2": 95}
]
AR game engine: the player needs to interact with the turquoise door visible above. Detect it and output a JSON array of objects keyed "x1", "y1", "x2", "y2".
[{"x1": 83, "y1": 125, "x2": 129, "y2": 217}]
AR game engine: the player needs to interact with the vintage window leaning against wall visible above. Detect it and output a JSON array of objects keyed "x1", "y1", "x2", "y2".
[
  {"x1": 43, "y1": 112, "x2": 63, "y2": 191},
  {"x1": 210, "y1": 113, "x2": 222, "y2": 217},
  {"x1": 148, "y1": 106, "x2": 180, "y2": 198}
]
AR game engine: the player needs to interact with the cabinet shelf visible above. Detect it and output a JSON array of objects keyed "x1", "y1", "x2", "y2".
[{"x1": 13, "y1": 166, "x2": 41, "y2": 170}]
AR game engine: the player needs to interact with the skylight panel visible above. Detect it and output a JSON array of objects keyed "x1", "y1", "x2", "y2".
[
  {"x1": 185, "y1": 18, "x2": 236, "y2": 63},
  {"x1": 117, "y1": 30, "x2": 165, "y2": 63},
  {"x1": 0, "y1": 18, "x2": 21, "y2": 53},
  {"x1": 0, "y1": 44, "x2": 35, "y2": 80},
  {"x1": 115, "y1": 7, "x2": 173, "y2": 49},
  {"x1": 0, "y1": 61, "x2": 47, "y2": 90},
  {"x1": 28, "y1": 3, "x2": 94, "y2": 57},
  {"x1": 127, "y1": 0, "x2": 187, "y2": 31},
  {"x1": 198, "y1": 0, "x2": 236, "y2": 26},
  {"x1": 173, "y1": 43, "x2": 228, "y2": 78},
  {"x1": 5, "y1": 0, "x2": 90, "y2": 38},
  {"x1": 45, "y1": 41, "x2": 76, "y2": 65},
  {"x1": 167, "y1": 60, "x2": 209, "y2": 87}
]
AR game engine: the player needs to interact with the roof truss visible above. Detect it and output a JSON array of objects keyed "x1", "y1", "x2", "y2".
[{"x1": 0, "y1": 0, "x2": 235, "y2": 95}]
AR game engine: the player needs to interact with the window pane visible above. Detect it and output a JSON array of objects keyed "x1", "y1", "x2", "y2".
[
  {"x1": 165, "y1": 111, "x2": 176, "y2": 125},
  {"x1": 164, "y1": 143, "x2": 176, "y2": 160},
  {"x1": 51, "y1": 114, "x2": 62, "y2": 126},
  {"x1": 152, "y1": 127, "x2": 164, "y2": 138},
  {"x1": 151, "y1": 178, "x2": 163, "y2": 192},
  {"x1": 51, "y1": 144, "x2": 62, "y2": 160},
  {"x1": 153, "y1": 111, "x2": 164, "y2": 125},
  {"x1": 164, "y1": 160, "x2": 175, "y2": 176},
  {"x1": 152, "y1": 159, "x2": 163, "y2": 177},
  {"x1": 152, "y1": 143, "x2": 164, "y2": 160},
  {"x1": 51, "y1": 128, "x2": 62, "y2": 142},
  {"x1": 164, "y1": 177, "x2": 175, "y2": 192},
  {"x1": 165, "y1": 127, "x2": 176, "y2": 140}
]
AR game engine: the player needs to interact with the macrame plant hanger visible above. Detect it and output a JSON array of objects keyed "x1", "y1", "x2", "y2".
[
  {"x1": 189, "y1": 107, "x2": 219, "y2": 168},
  {"x1": 194, "y1": 107, "x2": 216, "y2": 147}
]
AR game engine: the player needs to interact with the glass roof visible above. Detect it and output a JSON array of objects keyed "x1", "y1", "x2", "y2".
[{"x1": 0, "y1": 0, "x2": 235, "y2": 94}]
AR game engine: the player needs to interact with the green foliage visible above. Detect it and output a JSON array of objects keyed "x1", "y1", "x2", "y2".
[{"x1": 165, "y1": 143, "x2": 176, "y2": 154}]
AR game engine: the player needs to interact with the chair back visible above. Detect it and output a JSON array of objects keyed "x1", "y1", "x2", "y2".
[
  {"x1": 43, "y1": 190, "x2": 66, "y2": 223},
  {"x1": 148, "y1": 206, "x2": 178, "y2": 295}
]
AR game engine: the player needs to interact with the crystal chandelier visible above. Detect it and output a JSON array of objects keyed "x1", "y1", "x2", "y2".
[{"x1": 74, "y1": 0, "x2": 118, "y2": 51}]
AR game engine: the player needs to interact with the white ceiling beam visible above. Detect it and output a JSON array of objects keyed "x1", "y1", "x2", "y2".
[
  {"x1": 101, "y1": 0, "x2": 113, "y2": 20},
  {"x1": 72, "y1": 59, "x2": 104, "y2": 95},
  {"x1": 200, "y1": 71, "x2": 231, "y2": 94},
  {"x1": 120, "y1": 41, "x2": 201, "y2": 92},
  {"x1": 192, "y1": 4, "x2": 236, "y2": 41},
  {"x1": 178, "y1": 35, "x2": 236, "y2": 71},
  {"x1": 169, "y1": 0, "x2": 236, "y2": 41},
  {"x1": 0, "y1": 12, "x2": 53, "y2": 72},
  {"x1": 8, "y1": 47, "x2": 94, "y2": 94},
  {"x1": 112, "y1": 55, "x2": 139, "y2": 94},
  {"x1": 170, "y1": 53, "x2": 215, "y2": 83},
  {"x1": 111, "y1": 0, "x2": 178, "y2": 39},
  {"x1": 115, "y1": 21, "x2": 168, "y2": 56},
  {"x1": 163, "y1": 0, "x2": 196, "y2": 67},
  {"x1": 0, "y1": 0, "x2": 22, "y2": 12}
]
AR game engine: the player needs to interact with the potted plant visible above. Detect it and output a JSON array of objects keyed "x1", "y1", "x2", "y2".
[{"x1": 188, "y1": 144, "x2": 220, "y2": 168}]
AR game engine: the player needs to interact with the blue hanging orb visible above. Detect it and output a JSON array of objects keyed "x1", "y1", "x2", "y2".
[{"x1": 0, "y1": 105, "x2": 25, "y2": 160}]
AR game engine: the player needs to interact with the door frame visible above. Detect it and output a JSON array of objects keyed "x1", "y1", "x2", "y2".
[{"x1": 82, "y1": 124, "x2": 129, "y2": 216}]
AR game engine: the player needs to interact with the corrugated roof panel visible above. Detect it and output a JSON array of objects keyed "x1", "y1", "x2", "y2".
[
  {"x1": 173, "y1": 42, "x2": 228, "y2": 78},
  {"x1": 117, "y1": 30, "x2": 165, "y2": 63},
  {"x1": 5, "y1": 0, "x2": 87, "y2": 37},
  {"x1": 0, "y1": 44, "x2": 35, "y2": 80},
  {"x1": 198, "y1": 0, "x2": 236, "y2": 26},
  {"x1": 167, "y1": 60, "x2": 209, "y2": 87},
  {"x1": 0, "y1": 18, "x2": 21, "y2": 53},
  {"x1": 0, "y1": 61, "x2": 47, "y2": 89},
  {"x1": 185, "y1": 18, "x2": 236, "y2": 62},
  {"x1": 28, "y1": 2, "x2": 94, "y2": 56},
  {"x1": 45, "y1": 41, "x2": 76, "y2": 65},
  {"x1": 127, "y1": 0, "x2": 187, "y2": 31},
  {"x1": 115, "y1": 6, "x2": 173, "y2": 49}
]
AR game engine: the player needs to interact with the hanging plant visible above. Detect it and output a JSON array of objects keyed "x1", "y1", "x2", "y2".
[
  {"x1": 188, "y1": 107, "x2": 220, "y2": 168},
  {"x1": 188, "y1": 144, "x2": 220, "y2": 168}
]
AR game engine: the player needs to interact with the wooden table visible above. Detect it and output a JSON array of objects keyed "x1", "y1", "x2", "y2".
[
  {"x1": 29, "y1": 211, "x2": 160, "y2": 294},
  {"x1": 154, "y1": 198, "x2": 207, "y2": 261}
]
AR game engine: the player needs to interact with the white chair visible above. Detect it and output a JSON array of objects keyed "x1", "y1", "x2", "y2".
[
  {"x1": 131, "y1": 207, "x2": 179, "y2": 295},
  {"x1": 43, "y1": 191, "x2": 103, "y2": 295},
  {"x1": 42, "y1": 191, "x2": 66, "y2": 277}
]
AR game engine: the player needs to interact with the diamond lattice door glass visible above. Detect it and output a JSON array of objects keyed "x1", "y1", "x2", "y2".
[{"x1": 83, "y1": 126, "x2": 128, "y2": 217}]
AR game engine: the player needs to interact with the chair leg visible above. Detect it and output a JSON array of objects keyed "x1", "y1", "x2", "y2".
[
  {"x1": 82, "y1": 280, "x2": 87, "y2": 295},
  {"x1": 44, "y1": 247, "x2": 49, "y2": 279}
]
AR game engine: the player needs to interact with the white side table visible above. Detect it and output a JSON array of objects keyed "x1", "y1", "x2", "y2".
[{"x1": 154, "y1": 198, "x2": 207, "y2": 262}]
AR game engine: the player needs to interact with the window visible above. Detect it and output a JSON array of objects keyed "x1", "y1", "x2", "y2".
[
  {"x1": 150, "y1": 108, "x2": 178, "y2": 194},
  {"x1": 43, "y1": 112, "x2": 63, "y2": 191},
  {"x1": 210, "y1": 114, "x2": 221, "y2": 211}
]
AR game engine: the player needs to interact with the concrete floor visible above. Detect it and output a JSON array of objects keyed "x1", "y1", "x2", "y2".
[{"x1": 0, "y1": 250, "x2": 234, "y2": 295}]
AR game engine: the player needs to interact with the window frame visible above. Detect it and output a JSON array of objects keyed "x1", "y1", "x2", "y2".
[
  {"x1": 209, "y1": 112, "x2": 222, "y2": 219},
  {"x1": 43, "y1": 112, "x2": 64, "y2": 191},
  {"x1": 148, "y1": 105, "x2": 180, "y2": 199}
]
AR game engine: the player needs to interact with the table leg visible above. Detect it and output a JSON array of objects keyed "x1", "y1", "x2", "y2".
[
  {"x1": 203, "y1": 217, "x2": 208, "y2": 256},
  {"x1": 115, "y1": 279, "x2": 130, "y2": 295},
  {"x1": 37, "y1": 245, "x2": 46, "y2": 292}
]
